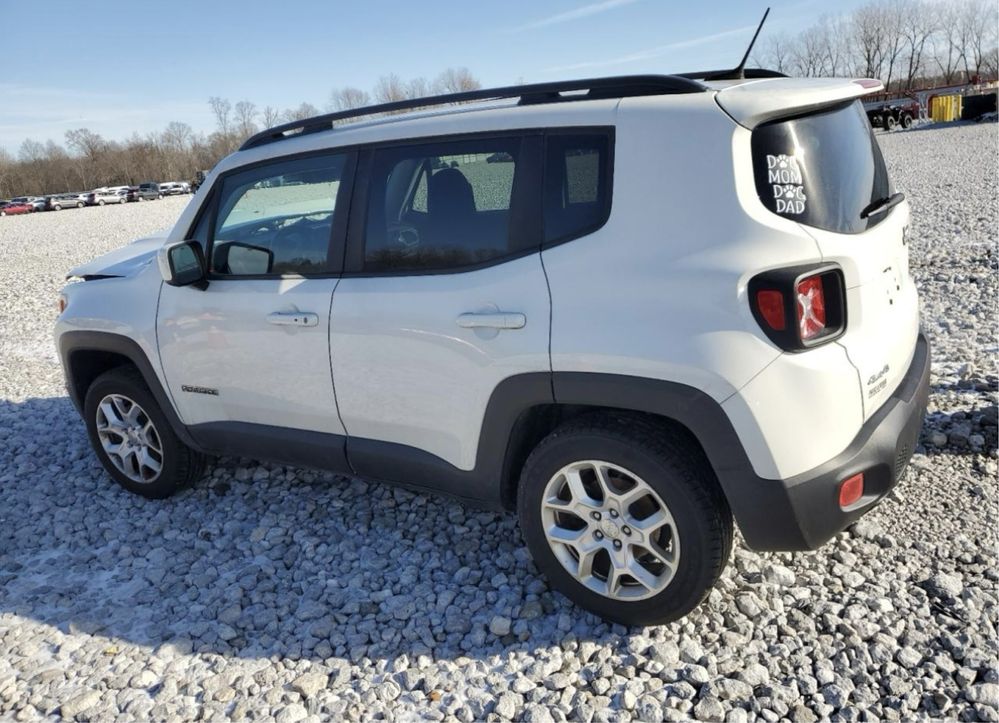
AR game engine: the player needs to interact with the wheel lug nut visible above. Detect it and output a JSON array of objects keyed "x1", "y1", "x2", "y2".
[
  {"x1": 622, "y1": 526, "x2": 631, "y2": 536},
  {"x1": 594, "y1": 531, "x2": 603, "y2": 540},
  {"x1": 609, "y1": 510, "x2": 618, "y2": 518},
  {"x1": 591, "y1": 511, "x2": 601, "y2": 521},
  {"x1": 613, "y1": 540, "x2": 622, "y2": 549}
]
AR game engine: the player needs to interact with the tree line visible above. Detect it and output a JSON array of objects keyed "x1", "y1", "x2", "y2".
[
  {"x1": 753, "y1": 0, "x2": 998, "y2": 90},
  {"x1": 0, "y1": 67, "x2": 481, "y2": 199}
]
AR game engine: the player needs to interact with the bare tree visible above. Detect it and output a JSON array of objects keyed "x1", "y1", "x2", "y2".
[
  {"x1": 283, "y1": 102, "x2": 320, "y2": 122},
  {"x1": 406, "y1": 77, "x2": 431, "y2": 99},
  {"x1": 373, "y1": 74, "x2": 408, "y2": 104},
  {"x1": 957, "y1": 0, "x2": 999, "y2": 81},
  {"x1": 933, "y1": 1, "x2": 965, "y2": 83},
  {"x1": 792, "y1": 25, "x2": 827, "y2": 76},
  {"x1": 208, "y1": 96, "x2": 233, "y2": 137},
  {"x1": 853, "y1": 3, "x2": 887, "y2": 78},
  {"x1": 261, "y1": 106, "x2": 282, "y2": 127},
  {"x1": 432, "y1": 67, "x2": 481, "y2": 94},
  {"x1": 328, "y1": 87, "x2": 371, "y2": 111},
  {"x1": 754, "y1": 33, "x2": 795, "y2": 73},
  {"x1": 234, "y1": 100, "x2": 258, "y2": 139},
  {"x1": 901, "y1": 0, "x2": 938, "y2": 89}
]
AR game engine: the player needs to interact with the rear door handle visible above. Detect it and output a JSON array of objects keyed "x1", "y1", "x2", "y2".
[
  {"x1": 267, "y1": 311, "x2": 318, "y2": 327},
  {"x1": 456, "y1": 312, "x2": 526, "y2": 330}
]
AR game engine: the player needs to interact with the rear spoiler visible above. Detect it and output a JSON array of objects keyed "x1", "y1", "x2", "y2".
[{"x1": 715, "y1": 77, "x2": 884, "y2": 128}]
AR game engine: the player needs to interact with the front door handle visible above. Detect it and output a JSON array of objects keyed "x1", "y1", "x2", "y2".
[
  {"x1": 456, "y1": 312, "x2": 526, "y2": 330},
  {"x1": 267, "y1": 311, "x2": 318, "y2": 327}
]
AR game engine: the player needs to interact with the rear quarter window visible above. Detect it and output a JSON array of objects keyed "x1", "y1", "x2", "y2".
[{"x1": 751, "y1": 100, "x2": 891, "y2": 234}]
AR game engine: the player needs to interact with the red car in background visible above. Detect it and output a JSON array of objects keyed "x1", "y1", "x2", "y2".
[{"x1": 0, "y1": 201, "x2": 34, "y2": 216}]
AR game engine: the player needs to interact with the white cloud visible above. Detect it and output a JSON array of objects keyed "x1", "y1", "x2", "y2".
[
  {"x1": 544, "y1": 23, "x2": 758, "y2": 73},
  {"x1": 514, "y1": 0, "x2": 642, "y2": 31}
]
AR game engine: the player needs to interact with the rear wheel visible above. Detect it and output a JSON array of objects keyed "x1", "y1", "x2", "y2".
[
  {"x1": 884, "y1": 115, "x2": 897, "y2": 131},
  {"x1": 517, "y1": 415, "x2": 733, "y2": 625},
  {"x1": 98, "y1": 200, "x2": 105, "y2": 206},
  {"x1": 84, "y1": 367, "x2": 205, "y2": 499},
  {"x1": 76, "y1": 201, "x2": 84, "y2": 208},
  {"x1": 901, "y1": 113, "x2": 913, "y2": 129},
  {"x1": 53, "y1": 204, "x2": 62, "y2": 211}
]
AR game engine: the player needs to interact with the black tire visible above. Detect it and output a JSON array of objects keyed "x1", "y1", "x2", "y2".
[
  {"x1": 53, "y1": 204, "x2": 62, "y2": 211},
  {"x1": 84, "y1": 366, "x2": 205, "y2": 499},
  {"x1": 901, "y1": 113, "x2": 913, "y2": 129},
  {"x1": 517, "y1": 414, "x2": 733, "y2": 625},
  {"x1": 884, "y1": 115, "x2": 897, "y2": 131},
  {"x1": 76, "y1": 201, "x2": 84, "y2": 208},
  {"x1": 98, "y1": 200, "x2": 105, "y2": 206}
]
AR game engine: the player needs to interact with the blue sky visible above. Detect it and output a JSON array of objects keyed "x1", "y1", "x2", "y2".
[{"x1": 0, "y1": 0, "x2": 868, "y2": 153}]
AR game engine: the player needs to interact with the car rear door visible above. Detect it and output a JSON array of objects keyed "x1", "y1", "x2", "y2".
[{"x1": 328, "y1": 134, "x2": 552, "y2": 492}]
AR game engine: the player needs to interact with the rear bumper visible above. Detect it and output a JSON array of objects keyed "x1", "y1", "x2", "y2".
[{"x1": 735, "y1": 332, "x2": 931, "y2": 551}]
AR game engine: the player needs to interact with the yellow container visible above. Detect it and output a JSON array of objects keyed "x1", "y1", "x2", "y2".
[{"x1": 930, "y1": 94, "x2": 963, "y2": 122}]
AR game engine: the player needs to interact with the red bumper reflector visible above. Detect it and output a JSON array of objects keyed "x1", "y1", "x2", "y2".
[{"x1": 839, "y1": 473, "x2": 865, "y2": 508}]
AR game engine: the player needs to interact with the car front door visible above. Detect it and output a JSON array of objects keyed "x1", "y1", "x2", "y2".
[
  {"x1": 329, "y1": 135, "x2": 552, "y2": 497},
  {"x1": 157, "y1": 151, "x2": 355, "y2": 462}
]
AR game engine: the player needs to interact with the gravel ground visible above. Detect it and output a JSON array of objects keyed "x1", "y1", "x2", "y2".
[{"x1": 1, "y1": 123, "x2": 997, "y2": 723}]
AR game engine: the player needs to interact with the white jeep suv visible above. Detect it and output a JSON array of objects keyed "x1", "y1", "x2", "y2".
[{"x1": 55, "y1": 73, "x2": 930, "y2": 625}]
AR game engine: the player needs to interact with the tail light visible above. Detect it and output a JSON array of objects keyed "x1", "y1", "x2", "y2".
[{"x1": 749, "y1": 264, "x2": 845, "y2": 351}]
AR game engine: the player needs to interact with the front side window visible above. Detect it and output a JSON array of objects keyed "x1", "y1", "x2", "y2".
[
  {"x1": 363, "y1": 138, "x2": 521, "y2": 272},
  {"x1": 752, "y1": 100, "x2": 891, "y2": 234},
  {"x1": 211, "y1": 153, "x2": 346, "y2": 276}
]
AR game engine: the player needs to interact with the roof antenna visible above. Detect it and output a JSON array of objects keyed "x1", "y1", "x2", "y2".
[{"x1": 705, "y1": 7, "x2": 770, "y2": 81}]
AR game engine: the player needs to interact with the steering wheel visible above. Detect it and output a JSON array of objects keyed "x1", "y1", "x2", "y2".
[{"x1": 387, "y1": 222, "x2": 420, "y2": 250}]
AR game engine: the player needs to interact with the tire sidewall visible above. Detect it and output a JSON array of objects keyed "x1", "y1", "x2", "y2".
[
  {"x1": 83, "y1": 371, "x2": 186, "y2": 499},
  {"x1": 518, "y1": 429, "x2": 722, "y2": 626}
]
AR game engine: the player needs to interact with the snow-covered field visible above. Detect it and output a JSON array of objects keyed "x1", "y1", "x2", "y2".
[{"x1": 0, "y1": 124, "x2": 996, "y2": 722}]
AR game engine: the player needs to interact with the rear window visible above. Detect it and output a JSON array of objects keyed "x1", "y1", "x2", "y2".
[{"x1": 752, "y1": 100, "x2": 891, "y2": 234}]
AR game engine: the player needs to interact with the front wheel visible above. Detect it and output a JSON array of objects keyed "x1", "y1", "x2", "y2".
[
  {"x1": 84, "y1": 367, "x2": 205, "y2": 498},
  {"x1": 98, "y1": 200, "x2": 105, "y2": 206},
  {"x1": 76, "y1": 201, "x2": 84, "y2": 208},
  {"x1": 901, "y1": 113, "x2": 913, "y2": 129},
  {"x1": 884, "y1": 115, "x2": 897, "y2": 131},
  {"x1": 517, "y1": 416, "x2": 733, "y2": 625}
]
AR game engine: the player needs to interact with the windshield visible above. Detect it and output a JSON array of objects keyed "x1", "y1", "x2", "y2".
[{"x1": 751, "y1": 100, "x2": 891, "y2": 234}]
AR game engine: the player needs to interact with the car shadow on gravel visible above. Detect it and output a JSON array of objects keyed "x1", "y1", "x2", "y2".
[{"x1": 0, "y1": 396, "x2": 637, "y2": 664}]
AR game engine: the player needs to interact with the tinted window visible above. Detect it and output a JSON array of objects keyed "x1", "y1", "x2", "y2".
[
  {"x1": 211, "y1": 154, "x2": 346, "y2": 276},
  {"x1": 544, "y1": 133, "x2": 611, "y2": 243},
  {"x1": 752, "y1": 100, "x2": 891, "y2": 234},
  {"x1": 363, "y1": 138, "x2": 521, "y2": 272}
]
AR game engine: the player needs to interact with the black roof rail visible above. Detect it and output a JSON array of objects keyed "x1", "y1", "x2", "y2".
[
  {"x1": 239, "y1": 74, "x2": 705, "y2": 150},
  {"x1": 679, "y1": 68, "x2": 788, "y2": 81}
]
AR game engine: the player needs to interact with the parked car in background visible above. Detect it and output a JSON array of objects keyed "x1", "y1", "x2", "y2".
[
  {"x1": 159, "y1": 182, "x2": 190, "y2": 196},
  {"x1": 87, "y1": 189, "x2": 129, "y2": 206},
  {"x1": 48, "y1": 193, "x2": 88, "y2": 210},
  {"x1": 11, "y1": 196, "x2": 47, "y2": 212},
  {"x1": 0, "y1": 200, "x2": 34, "y2": 216},
  {"x1": 136, "y1": 182, "x2": 163, "y2": 200}
]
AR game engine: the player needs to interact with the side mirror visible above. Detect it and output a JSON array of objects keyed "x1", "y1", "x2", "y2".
[
  {"x1": 158, "y1": 241, "x2": 207, "y2": 288},
  {"x1": 213, "y1": 242, "x2": 274, "y2": 275}
]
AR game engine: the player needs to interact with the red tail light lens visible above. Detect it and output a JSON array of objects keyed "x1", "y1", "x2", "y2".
[
  {"x1": 839, "y1": 472, "x2": 864, "y2": 508},
  {"x1": 755, "y1": 289, "x2": 786, "y2": 331},
  {"x1": 796, "y1": 275, "x2": 827, "y2": 340}
]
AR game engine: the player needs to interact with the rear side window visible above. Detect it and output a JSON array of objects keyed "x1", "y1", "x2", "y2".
[
  {"x1": 211, "y1": 153, "x2": 346, "y2": 276},
  {"x1": 752, "y1": 100, "x2": 890, "y2": 234},
  {"x1": 544, "y1": 133, "x2": 611, "y2": 243},
  {"x1": 363, "y1": 138, "x2": 521, "y2": 272}
]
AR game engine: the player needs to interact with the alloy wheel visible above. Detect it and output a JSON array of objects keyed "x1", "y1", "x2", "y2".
[
  {"x1": 95, "y1": 394, "x2": 163, "y2": 483},
  {"x1": 540, "y1": 460, "x2": 680, "y2": 601}
]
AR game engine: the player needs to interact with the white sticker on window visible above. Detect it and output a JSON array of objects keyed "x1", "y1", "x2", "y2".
[{"x1": 767, "y1": 154, "x2": 806, "y2": 215}]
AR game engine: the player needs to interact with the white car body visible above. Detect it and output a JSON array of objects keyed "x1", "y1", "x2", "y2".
[{"x1": 56, "y1": 73, "x2": 929, "y2": 558}]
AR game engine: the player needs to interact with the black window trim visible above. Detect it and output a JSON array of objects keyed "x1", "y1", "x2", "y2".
[
  {"x1": 187, "y1": 148, "x2": 358, "y2": 281},
  {"x1": 188, "y1": 125, "x2": 615, "y2": 280},
  {"x1": 541, "y1": 126, "x2": 615, "y2": 251}
]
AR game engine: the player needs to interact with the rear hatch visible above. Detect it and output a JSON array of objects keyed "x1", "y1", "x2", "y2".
[{"x1": 738, "y1": 89, "x2": 919, "y2": 420}]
